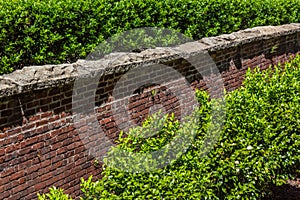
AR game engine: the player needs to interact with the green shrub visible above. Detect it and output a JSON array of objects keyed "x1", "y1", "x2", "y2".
[
  {"x1": 37, "y1": 187, "x2": 72, "y2": 200},
  {"x1": 1, "y1": 0, "x2": 300, "y2": 74},
  {"x1": 40, "y1": 55, "x2": 300, "y2": 199}
]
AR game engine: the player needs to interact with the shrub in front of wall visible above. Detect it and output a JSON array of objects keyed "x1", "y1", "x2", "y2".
[
  {"x1": 1, "y1": 0, "x2": 300, "y2": 74},
  {"x1": 39, "y1": 55, "x2": 300, "y2": 199},
  {"x1": 37, "y1": 187, "x2": 72, "y2": 200}
]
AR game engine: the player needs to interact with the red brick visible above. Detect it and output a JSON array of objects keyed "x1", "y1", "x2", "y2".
[
  {"x1": 56, "y1": 146, "x2": 67, "y2": 155},
  {"x1": 34, "y1": 182, "x2": 46, "y2": 190},
  {"x1": 1, "y1": 109, "x2": 12, "y2": 116},
  {"x1": 0, "y1": 190, "x2": 10, "y2": 199},
  {"x1": 40, "y1": 98, "x2": 52, "y2": 106},
  {"x1": 49, "y1": 115, "x2": 60, "y2": 122},
  {"x1": 35, "y1": 125, "x2": 48, "y2": 134},
  {"x1": 40, "y1": 173, "x2": 52, "y2": 181},
  {"x1": 5, "y1": 145, "x2": 20, "y2": 156},
  {"x1": 18, "y1": 160, "x2": 33, "y2": 171},
  {"x1": 36, "y1": 119, "x2": 49, "y2": 127},
  {"x1": 18, "y1": 146, "x2": 31, "y2": 156},
  {"x1": 19, "y1": 177, "x2": 26, "y2": 184},
  {"x1": 27, "y1": 165, "x2": 40, "y2": 174},
  {"x1": 62, "y1": 98, "x2": 72, "y2": 105},
  {"x1": 32, "y1": 142, "x2": 44, "y2": 150},
  {"x1": 0, "y1": 133, "x2": 5, "y2": 139},
  {"x1": 36, "y1": 90, "x2": 48, "y2": 99},
  {"x1": 25, "y1": 137, "x2": 39, "y2": 146},
  {"x1": 26, "y1": 100, "x2": 39, "y2": 109},
  {"x1": 41, "y1": 111, "x2": 53, "y2": 118},
  {"x1": 10, "y1": 171, "x2": 24, "y2": 181},
  {"x1": 12, "y1": 182, "x2": 28, "y2": 194},
  {"x1": 39, "y1": 160, "x2": 51, "y2": 169}
]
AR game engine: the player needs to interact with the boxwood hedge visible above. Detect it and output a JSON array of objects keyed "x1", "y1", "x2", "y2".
[
  {"x1": 1, "y1": 0, "x2": 300, "y2": 74},
  {"x1": 38, "y1": 54, "x2": 300, "y2": 199}
]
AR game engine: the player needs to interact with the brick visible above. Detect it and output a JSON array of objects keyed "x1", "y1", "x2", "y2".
[
  {"x1": 5, "y1": 144, "x2": 21, "y2": 154},
  {"x1": 35, "y1": 90, "x2": 48, "y2": 99},
  {"x1": 51, "y1": 154, "x2": 64, "y2": 164},
  {"x1": 1, "y1": 109, "x2": 12, "y2": 116},
  {"x1": 41, "y1": 111, "x2": 53, "y2": 118},
  {"x1": 34, "y1": 182, "x2": 46, "y2": 191},
  {"x1": 52, "y1": 94, "x2": 64, "y2": 101},
  {"x1": 24, "y1": 108, "x2": 36, "y2": 116},
  {"x1": 65, "y1": 104, "x2": 72, "y2": 111},
  {"x1": 9, "y1": 170, "x2": 24, "y2": 181},
  {"x1": 18, "y1": 146, "x2": 32, "y2": 156},
  {"x1": 0, "y1": 102, "x2": 7, "y2": 110},
  {"x1": 0, "y1": 133, "x2": 6, "y2": 139},
  {"x1": 65, "y1": 90, "x2": 73, "y2": 97},
  {"x1": 39, "y1": 105, "x2": 49, "y2": 112},
  {"x1": 26, "y1": 137, "x2": 39, "y2": 147},
  {"x1": 0, "y1": 118, "x2": 8, "y2": 126},
  {"x1": 49, "y1": 102, "x2": 61, "y2": 110},
  {"x1": 56, "y1": 146, "x2": 67, "y2": 155},
  {"x1": 54, "y1": 106, "x2": 65, "y2": 114},
  {"x1": 49, "y1": 115, "x2": 60, "y2": 122},
  {"x1": 22, "y1": 122, "x2": 37, "y2": 133},
  {"x1": 48, "y1": 87, "x2": 62, "y2": 96},
  {"x1": 40, "y1": 173, "x2": 52, "y2": 181},
  {"x1": 18, "y1": 160, "x2": 33, "y2": 171},
  {"x1": 0, "y1": 190, "x2": 10, "y2": 199},
  {"x1": 35, "y1": 125, "x2": 49, "y2": 134},
  {"x1": 32, "y1": 142, "x2": 44, "y2": 150},
  {"x1": 13, "y1": 182, "x2": 28, "y2": 194},
  {"x1": 36, "y1": 119, "x2": 49, "y2": 127},
  {"x1": 18, "y1": 177, "x2": 26, "y2": 184},
  {"x1": 26, "y1": 100, "x2": 40, "y2": 109},
  {"x1": 26, "y1": 193, "x2": 37, "y2": 200},
  {"x1": 40, "y1": 160, "x2": 51, "y2": 169}
]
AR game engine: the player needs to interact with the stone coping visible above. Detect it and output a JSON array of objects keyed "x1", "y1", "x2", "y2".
[{"x1": 0, "y1": 23, "x2": 299, "y2": 98}]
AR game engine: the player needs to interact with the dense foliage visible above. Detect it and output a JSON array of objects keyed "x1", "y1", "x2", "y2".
[
  {"x1": 1, "y1": 0, "x2": 300, "y2": 74},
  {"x1": 37, "y1": 187, "x2": 72, "y2": 200},
  {"x1": 39, "y1": 55, "x2": 300, "y2": 199}
]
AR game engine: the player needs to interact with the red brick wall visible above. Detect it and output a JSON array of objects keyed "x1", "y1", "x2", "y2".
[{"x1": 0, "y1": 26, "x2": 299, "y2": 199}]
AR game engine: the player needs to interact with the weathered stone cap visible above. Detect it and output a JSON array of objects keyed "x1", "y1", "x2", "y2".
[
  {"x1": 0, "y1": 23, "x2": 299, "y2": 97},
  {"x1": 199, "y1": 23, "x2": 300, "y2": 50}
]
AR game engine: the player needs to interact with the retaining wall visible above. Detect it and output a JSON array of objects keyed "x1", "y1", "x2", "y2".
[{"x1": 0, "y1": 24, "x2": 299, "y2": 199}]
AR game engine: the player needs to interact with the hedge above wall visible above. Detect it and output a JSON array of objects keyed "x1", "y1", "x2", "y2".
[{"x1": 0, "y1": 0, "x2": 300, "y2": 74}]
